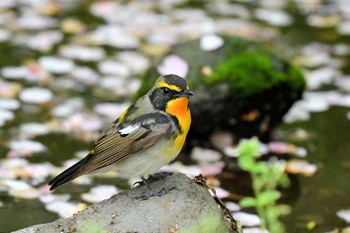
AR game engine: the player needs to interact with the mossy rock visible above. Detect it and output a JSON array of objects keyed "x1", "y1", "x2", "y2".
[{"x1": 137, "y1": 36, "x2": 305, "y2": 144}]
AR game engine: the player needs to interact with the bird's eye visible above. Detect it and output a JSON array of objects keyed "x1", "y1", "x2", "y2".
[{"x1": 162, "y1": 87, "x2": 170, "y2": 95}]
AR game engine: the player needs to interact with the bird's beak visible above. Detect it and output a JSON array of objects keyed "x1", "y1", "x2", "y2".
[{"x1": 178, "y1": 90, "x2": 194, "y2": 97}]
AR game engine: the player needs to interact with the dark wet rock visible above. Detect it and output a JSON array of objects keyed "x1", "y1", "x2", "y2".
[
  {"x1": 13, "y1": 173, "x2": 240, "y2": 233},
  {"x1": 136, "y1": 36, "x2": 306, "y2": 144}
]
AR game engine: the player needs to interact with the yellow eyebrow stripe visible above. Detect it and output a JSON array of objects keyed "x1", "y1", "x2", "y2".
[{"x1": 157, "y1": 80, "x2": 181, "y2": 92}]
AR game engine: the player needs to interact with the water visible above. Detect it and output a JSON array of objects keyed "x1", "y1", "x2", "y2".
[{"x1": 281, "y1": 107, "x2": 350, "y2": 232}]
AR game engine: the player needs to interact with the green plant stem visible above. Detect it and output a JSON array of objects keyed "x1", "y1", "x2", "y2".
[{"x1": 252, "y1": 172, "x2": 267, "y2": 230}]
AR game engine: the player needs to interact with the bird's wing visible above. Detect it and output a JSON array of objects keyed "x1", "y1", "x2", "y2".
[{"x1": 74, "y1": 113, "x2": 171, "y2": 176}]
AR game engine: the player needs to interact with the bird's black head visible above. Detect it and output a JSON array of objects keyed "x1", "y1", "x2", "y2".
[{"x1": 149, "y1": 74, "x2": 193, "y2": 111}]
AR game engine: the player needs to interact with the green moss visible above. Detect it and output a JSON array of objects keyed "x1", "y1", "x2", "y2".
[
  {"x1": 287, "y1": 64, "x2": 306, "y2": 96},
  {"x1": 180, "y1": 212, "x2": 229, "y2": 233},
  {"x1": 206, "y1": 51, "x2": 305, "y2": 96},
  {"x1": 76, "y1": 219, "x2": 108, "y2": 233}
]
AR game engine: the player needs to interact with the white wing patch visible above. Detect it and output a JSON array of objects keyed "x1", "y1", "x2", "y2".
[{"x1": 118, "y1": 124, "x2": 140, "y2": 135}]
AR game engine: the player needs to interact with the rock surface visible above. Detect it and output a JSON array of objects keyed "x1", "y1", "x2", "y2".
[{"x1": 13, "y1": 173, "x2": 240, "y2": 233}]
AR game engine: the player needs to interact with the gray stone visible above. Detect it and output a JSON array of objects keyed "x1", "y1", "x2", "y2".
[{"x1": 13, "y1": 173, "x2": 240, "y2": 233}]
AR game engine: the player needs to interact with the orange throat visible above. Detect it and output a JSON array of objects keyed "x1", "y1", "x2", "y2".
[
  {"x1": 166, "y1": 97, "x2": 191, "y2": 133},
  {"x1": 165, "y1": 97, "x2": 191, "y2": 156}
]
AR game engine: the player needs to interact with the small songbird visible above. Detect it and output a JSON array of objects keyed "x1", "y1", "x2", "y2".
[{"x1": 49, "y1": 74, "x2": 193, "y2": 194}]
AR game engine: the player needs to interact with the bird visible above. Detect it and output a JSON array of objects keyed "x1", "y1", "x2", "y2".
[{"x1": 49, "y1": 74, "x2": 193, "y2": 195}]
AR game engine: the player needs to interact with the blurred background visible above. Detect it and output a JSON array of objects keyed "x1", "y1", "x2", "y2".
[{"x1": 0, "y1": 0, "x2": 350, "y2": 232}]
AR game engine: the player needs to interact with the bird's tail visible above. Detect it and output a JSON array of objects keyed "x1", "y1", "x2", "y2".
[{"x1": 49, "y1": 153, "x2": 93, "y2": 190}]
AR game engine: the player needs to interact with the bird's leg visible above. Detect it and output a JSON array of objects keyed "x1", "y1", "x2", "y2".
[
  {"x1": 138, "y1": 176, "x2": 168, "y2": 198},
  {"x1": 141, "y1": 176, "x2": 156, "y2": 197}
]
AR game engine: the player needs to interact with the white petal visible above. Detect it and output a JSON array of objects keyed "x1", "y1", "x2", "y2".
[
  {"x1": 19, "y1": 87, "x2": 53, "y2": 104},
  {"x1": 337, "y1": 209, "x2": 350, "y2": 223},
  {"x1": 0, "y1": 98, "x2": 20, "y2": 110},
  {"x1": 231, "y1": 212, "x2": 261, "y2": 227},
  {"x1": 38, "y1": 56, "x2": 74, "y2": 74},
  {"x1": 200, "y1": 34, "x2": 224, "y2": 51},
  {"x1": 157, "y1": 55, "x2": 188, "y2": 78}
]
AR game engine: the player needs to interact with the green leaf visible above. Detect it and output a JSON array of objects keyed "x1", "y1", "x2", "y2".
[
  {"x1": 278, "y1": 173, "x2": 291, "y2": 187},
  {"x1": 257, "y1": 190, "x2": 281, "y2": 206},
  {"x1": 237, "y1": 137, "x2": 260, "y2": 158},
  {"x1": 239, "y1": 197, "x2": 257, "y2": 208},
  {"x1": 238, "y1": 156, "x2": 255, "y2": 171},
  {"x1": 252, "y1": 162, "x2": 268, "y2": 174}
]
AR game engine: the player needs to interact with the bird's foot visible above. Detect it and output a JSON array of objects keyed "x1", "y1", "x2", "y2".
[{"x1": 133, "y1": 175, "x2": 175, "y2": 200}]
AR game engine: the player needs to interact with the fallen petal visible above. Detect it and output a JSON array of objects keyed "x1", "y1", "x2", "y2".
[
  {"x1": 157, "y1": 55, "x2": 188, "y2": 78},
  {"x1": 19, "y1": 87, "x2": 53, "y2": 104},
  {"x1": 200, "y1": 34, "x2": 224, "y2": 51},
  {"x1": 191, "y1": 147, "x2": 222, "y2": 163},
  {"x1": 286, "y1": 160, "x2": 317, "y2": 176},
  {"x1": 231, "y1": 212, "x2": 261, "y2": 227},
  {"x1": 38, "y1": 56, "x2": 74, "y2": 74},
  {"x1": 81, "y1": 185, "x2": 118, "y2": 203},
  {"x1": 337, "y1": 208, "x2": 350, "y2": 223}
]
